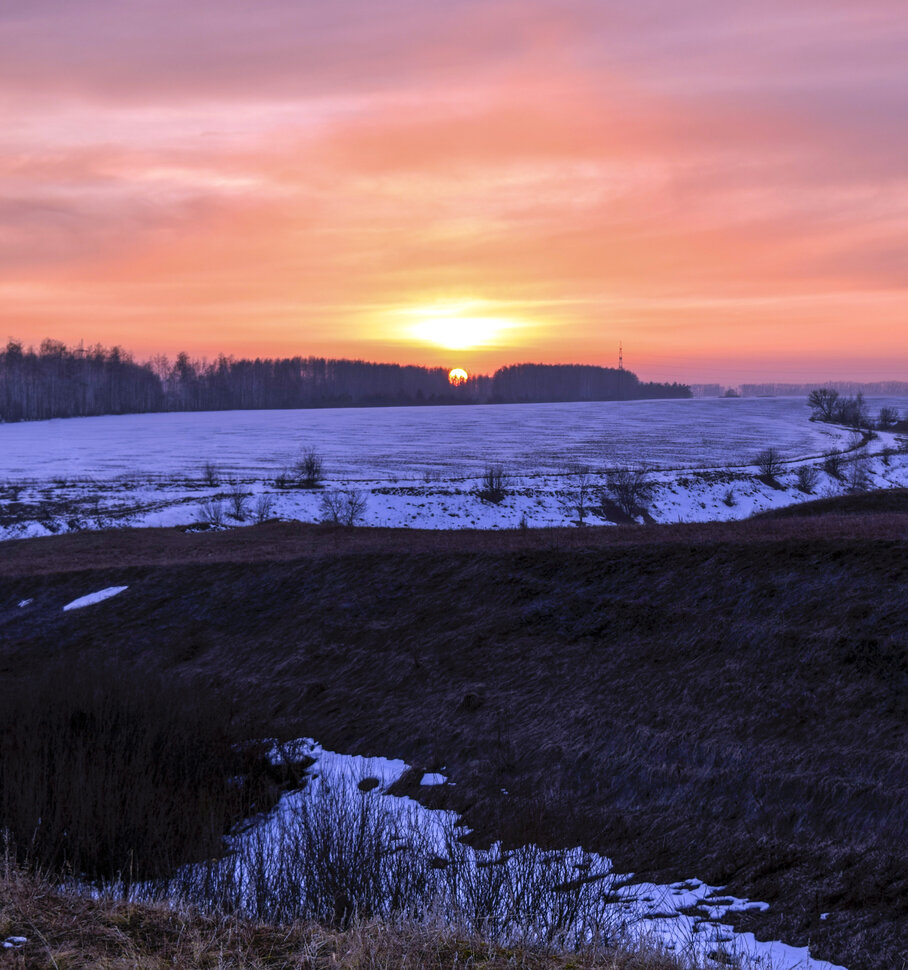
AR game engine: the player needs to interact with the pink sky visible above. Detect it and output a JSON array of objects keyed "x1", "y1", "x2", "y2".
[{"x1": 1, "y1": 0, "x2": 906, "y2": 382}]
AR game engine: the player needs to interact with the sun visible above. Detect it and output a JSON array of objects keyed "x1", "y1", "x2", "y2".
[{"x1": 448, "y1": 367, "x2": 468, "y2": 386}]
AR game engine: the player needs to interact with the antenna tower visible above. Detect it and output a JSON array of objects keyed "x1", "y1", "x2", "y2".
[{"x1": 618, "y1": 342, "x2": 623, "y2": 370}]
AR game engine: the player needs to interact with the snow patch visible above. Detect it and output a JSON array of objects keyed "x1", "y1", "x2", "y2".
[
  {"x1": 420, "y1": 772, "x2": 447, "y2": 786},
  {"x1": 62, "y1": 586, "x2": 128, "y2": 611}
]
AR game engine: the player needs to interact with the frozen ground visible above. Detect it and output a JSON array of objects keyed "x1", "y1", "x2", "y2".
[
  {"x1": 187, "y1": 740, "x2": 847, "y2": 970},
  {"x1": 1, "y1": 398, "x2": 906, "y2": 539}
]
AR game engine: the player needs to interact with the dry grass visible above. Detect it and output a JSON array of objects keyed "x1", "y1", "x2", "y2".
[
  {"x1": 2, "y1": 498, "x2": 906, "y2": 969},
  {"x1": 0, "y1": 865, "x2": 712, "y2": 970}
]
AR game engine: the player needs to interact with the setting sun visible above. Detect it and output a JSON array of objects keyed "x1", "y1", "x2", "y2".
[{"x1": 448, "y1": 367, "x2": 468, "y2": 386}]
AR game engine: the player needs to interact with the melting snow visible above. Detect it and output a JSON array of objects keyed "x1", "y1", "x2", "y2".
[{"x1": 232, "y1": 741, "x2": 847, "y2": 970}]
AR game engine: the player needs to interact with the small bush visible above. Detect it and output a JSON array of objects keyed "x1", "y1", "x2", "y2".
[
  {"x1": 320, "y1": 488, "x2": 368, "y2": 526},
  {"x1": 878, "y1": 406, "x2": 899, "y2": 429},
  {"x1": 477, "y1": 466, "x2": 508, "y2": 504},
  {"x1": 755, "y1": 447, "x2": 783, "y2": 480},
  {"x1": 201, "y1": 461, "x2": 220, "y2": 487},
  {"x1": 845, "y1": 457, "x2": 871, "y2": 494},
  {"x1": 795, "y1": 465, "x2": 819, "y2": 493},
  {"x1": 722, "y1": 487, "x2": 736, "y2": 507},
  {"x1": 823, "y1": 450, "x2": 845, "y2": 479},
  {"x1": 228, "y1": 481, "x2": 249, "y2": 521},
  {"x1": 253, "y1": 492, "x2": 275, "y2": 523},
  {"x1": 602, "y1": 465, "x2": 653, "y2": 518},
  {"x1": 199, "y1": 497, "x2": 225, "y2": 527},
  {"x1": 562, "y1": 466, "x2": 594, "y2": 526},
  {"x1": 295, "y1": 449, "x2": 324, "y2": 489}
]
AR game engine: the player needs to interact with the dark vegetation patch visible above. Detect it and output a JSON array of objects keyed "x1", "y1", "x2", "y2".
[
  {"x1": 755, "y1": 487, "x2": 908, "y2": 518},
  {"x1": 0, "y1": 665, "x2": 298, "y2": 882},
  {"x1": 1, "y1": 506, "x2": 907, "y2": 969}
]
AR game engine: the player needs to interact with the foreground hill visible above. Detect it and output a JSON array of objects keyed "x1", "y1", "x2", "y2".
[{"x1": 1, "y1": 505, "x2": 906, "y2": 970}]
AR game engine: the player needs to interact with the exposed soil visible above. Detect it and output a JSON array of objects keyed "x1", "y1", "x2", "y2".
[{"x1": 1, "y1": 505, "x2": 906, "y2": 970}]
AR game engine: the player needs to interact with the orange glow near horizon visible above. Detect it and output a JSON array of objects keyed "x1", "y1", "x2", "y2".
[{"x1": 1, "y1": 2, "x2": 907, "y2": 383}]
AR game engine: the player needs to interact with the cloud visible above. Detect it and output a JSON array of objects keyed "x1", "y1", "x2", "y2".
[{"x1": 0, "y1": 0, "x2": 906, "y2": 378}]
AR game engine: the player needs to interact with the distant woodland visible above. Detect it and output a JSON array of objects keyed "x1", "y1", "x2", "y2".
[{"x1": 0, "y1": 339, "x2": 691, "y2": 422}]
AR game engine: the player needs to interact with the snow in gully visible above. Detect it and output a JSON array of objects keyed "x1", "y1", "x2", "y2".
[{"x1": 176, "y1": 741, "x2": 848, "y2": 970}]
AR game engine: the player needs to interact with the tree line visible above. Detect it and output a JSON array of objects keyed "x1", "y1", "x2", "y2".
[{"x1": 0, "y1": 339, "x2": 690, "y2": 422}]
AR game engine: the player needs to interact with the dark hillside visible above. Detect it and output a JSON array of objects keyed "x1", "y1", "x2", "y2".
[{"x1": 1, "y1": 512, "x2": 906, "y2": 970}]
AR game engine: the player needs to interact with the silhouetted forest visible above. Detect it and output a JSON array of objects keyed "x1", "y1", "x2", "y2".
[{"x1": 0, "y1": 339, "x2": 690, "y2": 422}]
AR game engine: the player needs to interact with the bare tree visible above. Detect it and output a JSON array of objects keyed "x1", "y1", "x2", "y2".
[
  {"x1": 833, "y1": 393, "x2": 869, "y2": 429},
  {"x1": 807, "y1": 388, "x2": 839, "y2": 422}
]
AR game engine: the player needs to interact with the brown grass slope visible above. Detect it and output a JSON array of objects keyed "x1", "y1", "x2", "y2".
[
  {"x1": 1, "y1": 506, "x2": 907, "y2": 970},
  {"x1": 0, "y1": 865, "x2": 694, "y2": 970}
]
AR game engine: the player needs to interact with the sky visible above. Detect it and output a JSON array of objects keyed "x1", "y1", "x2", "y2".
[{"x1": 1, "y1": 0, "x2": 906, "y2": 383}]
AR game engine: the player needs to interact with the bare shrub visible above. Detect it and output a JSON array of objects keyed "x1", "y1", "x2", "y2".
[
  {"x1": 561, "y1": 465, "x2": 594, "y2": 526},
  {"x1": 228, "y1": 481, "x2": 249, "y2": 521},
  {"x1": 795, "y1": 465, "x2": 819, "y2": 493},
  {"x1": 201, "y1": 461, "x2": 220, "y2": 487},
  {"x1": 755, "y1": 447, "x2": 783, "y2": 480},
  {"x1": 170, "y1": 767, "x2": 632, "y2": 946},
  {"x1": 602, "y1": 465, "x2": 653, "y2": 518},
  {"x1": 198, "y1": 497, "x2": 225, "y2": 527},
  {"x1": 845, "y1": 457, "x2": 871, "y2": 494},
  {"x1": 477, "y1": 466, "x2": 508, "y2": 504},
  {"x1": 722, "y1": 487, "x2": 736, "y2": 507},
  {"x1": 878, "y1": 406, "x2": 899, "y2": 429},
  {"x1": 320, "y1": 488, "x2": 368, "y2": 526},
  {"x1": 253, "y1": 492, "x2": 275, "y2": 523},
  {"x1": 823, "y1": 450, "x2": 845, "y2": 479},
  {"x1": 295, "y1": 448, "x2": 324, "y2": 489}
]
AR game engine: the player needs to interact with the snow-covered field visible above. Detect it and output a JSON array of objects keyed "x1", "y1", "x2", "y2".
[
  {"x1": 1, "y1": 397, "x2": 906, "y2": 539},
  {"x1": 168, "y1": 740, "x2": 846, "y2": 970}
]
